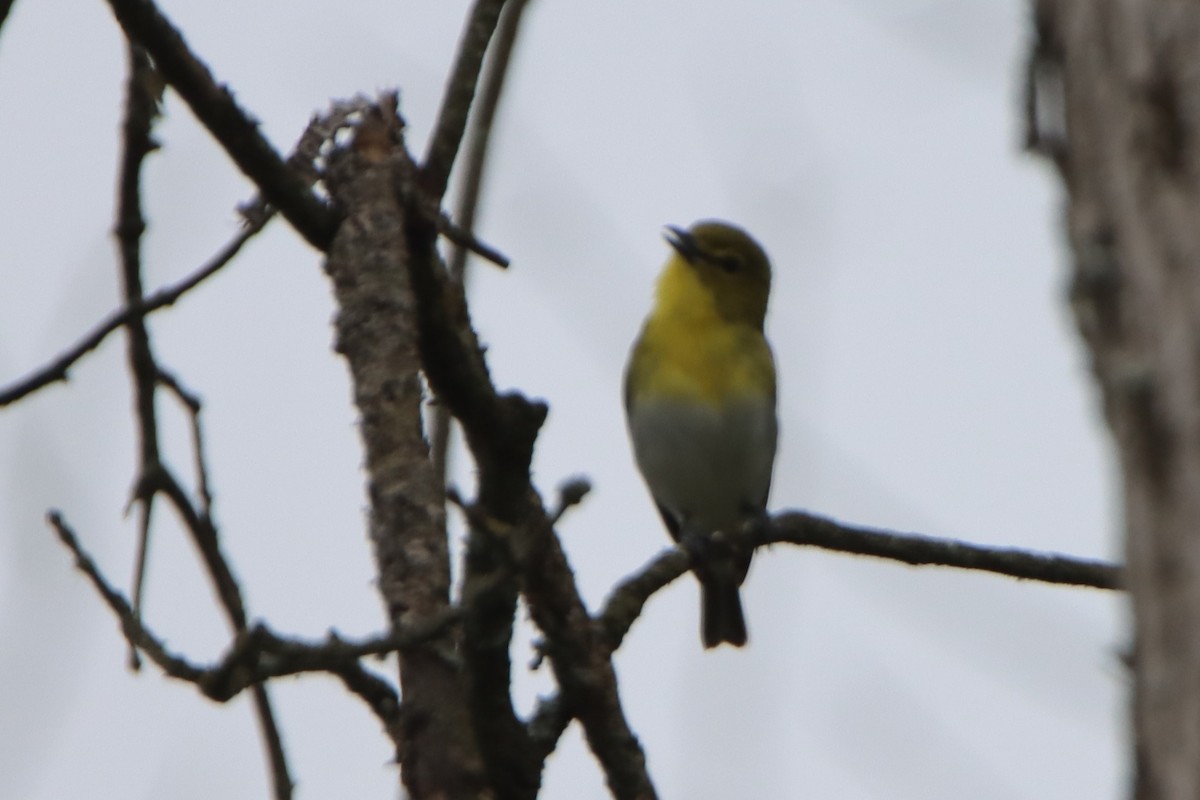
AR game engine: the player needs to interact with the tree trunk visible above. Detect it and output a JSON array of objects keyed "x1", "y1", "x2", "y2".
[{"x1": 1030, "y1": 3, "x2": 1200, "y2": 797}]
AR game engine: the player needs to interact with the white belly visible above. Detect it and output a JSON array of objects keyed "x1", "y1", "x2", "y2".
[{"x1": 627, "y1": 397, "x2": 777, "y2": 533}]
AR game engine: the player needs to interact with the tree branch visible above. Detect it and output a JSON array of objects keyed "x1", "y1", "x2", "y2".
[
  {"x1": 523, "y1": 510, "x2": 1125, "y2": 760},
  {"x1": 0, "y1": 97, "x2": 371, "y2": 410},
  {"x1": 109, "y1": 41, "x2": 297, "y2": 799},
  {"x1": 424, "y1": 2, "x2": 540, "y2": 794},
  {"x1": 599, "y1": 510, "x2": 1119, "y2": 649},
  {"x1": 0, "y1": 0, "x2": 17, "y2": 44},
  {"x1": 402, "y1": 128, "x2": 658, "y2": 800},
  {"x1": 431, "y1": 0, "x2": 531, "y2": 484},
  {"x1": 148, "y1": 386, "x2": 294, "y2": 799},
  {"x1": 520, "y1": 512, "x2": 658, "y2": 800},
  {"x1": 770, "y1": 511, "x2": 1121, "y2": 588},
  {"x1": 322, "y1": 101, "x2": 488, "y2": 798},
  {"x1": 46, "y1": 510, "x2": 457, "y2": 730},
  {"x1": 114, "y1": 43, "x2": 164, "y2": 667},
  {"x1": 420, "y1": 0, "x2": 510, "y2": 201},
  {"x1": 0, "y1": 222, "x2": 257, "y2": 407},
  {"x1": 445, "y1": 0, "x2": 528, "y2": 286},
  {"x1": 103, "y1": 0, "x2": 336, "y2": 250},
  {"x1": 1028, "y1": 5, "x2": 1200, "y2": 793}
]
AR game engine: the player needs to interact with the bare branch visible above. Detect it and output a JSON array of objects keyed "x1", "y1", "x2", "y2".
[
  {"x1": 421, "y1": 3, "x2": 539, "y2": 793},
  {"x1": 445, "y1": 0, "x2": 528, "y2": 284},
  {"x1": 323, "y1": 104, "x2": 488, "y2": 797},
  {"x1": 519, "y1": 512, "x2": 658, "y2": 800},
  {"x1": 432, "y1": 0, "x2": 530, "y2": 484},
  {"x1": 110, "y1": 45, "x2": 293, "y2": 797},
  {"x1": 518, "y1": 511, "x2": 1124, "y2": 760},
  {"x1": 115, "y1": 43, "x2": 165, "y2": 661},
  {"x1": 237, "y1": 95, "x2": 376, "y2": 227},
  {"x1": 550, "y1": 476, "x2": 591, "y2": 523},
  {"x1": 526, "y1": 694, "x2": 570, "y2": 763},
  {"x1": 598, "y1": 511, "x2": 1119, "y2": 650},
  {"x1": 0, "y1": 0, "x2": 17, "y2": 44},
  {"x1": 435, "y1": 212, "x2": 511, "y2": 268},
  {"x1": 769, "y1": 511, "x2": 1122, "y2": 589},
  {"x1": 0, "y1": 98, "x2": 366, "y2": 410},
  {"x1": 48, "y1": 511, "x2": 203, "y2": 679},
  {"x1": 404, "y1": 85, "x2": 660, "y2": 795},
  {"x1": 454, "y1": 494, "x2": 542, "y2": 800},
  {"x1": 47, "y1": 510, "x2": 458, "y2": 730},
  {"x1": 0, "y1": 221, "x2": 264, "y2": 407},
  {"x1": 103, "y1": 0, "x2": 336, "y2": 249},
  {"x1": 421, "y1": 0, "x2": 509, "y2": 200},
  {"x1": 156, "y1": 368, "x2": 212, "y2": 513}
]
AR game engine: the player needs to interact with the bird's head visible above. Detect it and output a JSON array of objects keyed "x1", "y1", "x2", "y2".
[{"x1": 664, "y1": 221, "x2": 772, "y2": 327}]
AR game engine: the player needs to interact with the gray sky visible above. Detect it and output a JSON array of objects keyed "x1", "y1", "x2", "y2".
[{"x1": 0, "y1": 1, "x2": 1122, "y2": 798}]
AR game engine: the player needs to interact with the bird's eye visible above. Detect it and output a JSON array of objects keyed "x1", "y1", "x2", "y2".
[{"x1": 716, "y1": 254, "x2": 742, "y2": 273}]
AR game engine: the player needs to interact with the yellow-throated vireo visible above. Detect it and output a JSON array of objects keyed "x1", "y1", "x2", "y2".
[{"x1": 624, "y1": 220, "x2": 778, "y2": 648}]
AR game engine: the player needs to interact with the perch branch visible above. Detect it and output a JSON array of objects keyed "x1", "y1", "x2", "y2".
[
  {"x1": 598, "y1": 510, "x2": 1119, "y2": 649},
  {"x1": 524, "y1": 510, "x2": 1124, "y2": 757},
  {"x1": 769, "y1": 511, "x2": 1121, "y2": 588}
]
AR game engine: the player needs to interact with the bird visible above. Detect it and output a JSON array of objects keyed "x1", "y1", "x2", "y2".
[{"x1": 624, "y1": 220, "x2": 778, "y2": 648}]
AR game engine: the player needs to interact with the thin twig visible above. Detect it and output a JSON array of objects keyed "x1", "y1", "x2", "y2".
[
  {"x1": 0, "y1": 0, "x2": 18, "y2": 43},
  {"x1": 153, "y1": 388, "x2": 293, "y2": 800},
  {"x1": 0, "y1": 222, "x2": 264, "y2": 407},
  {"x1": 238, "y1": 95, "x2": 376, "y2": 227},
  {"x1": 111, "y1": 41, "x2": 293, "y2": 799},
  {"x1": 431, "y1": 0, "x2": 530, "y2": 485},
  {"x1": 550, "y1": 476, "x2": 591, "y2": 523},
  {"x1": 0, "y1": 97, "x2": 366, "y2": 410},
  {"x1": 48, "y1": 511, "x2": 201, "y2": 678},
  {"x1": 47, "y1": 510, "x2": 457, "y2": 729},
  {"x1": 435, "y1": 212, "x2": 510, "y2": 268},
  {"x1": 103, "y1": 0, "x2": 336, "y2": 249},
  {"x1": 157, "y1": 368, "x2": 212, "y2": 512},
  {"x1": 445, "y1": 0, "x2": 528, "y2": 285},
  {"x1": 115, "y1": 43, "x2": 165, "y2": 667},
  {"x1": 420, "y1": 0, "x2": 509, "y2": 200}
]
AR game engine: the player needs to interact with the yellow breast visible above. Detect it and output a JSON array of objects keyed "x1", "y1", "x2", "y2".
[{"x1": 625, "y1": 258, "x2": 776, "y2": 408}]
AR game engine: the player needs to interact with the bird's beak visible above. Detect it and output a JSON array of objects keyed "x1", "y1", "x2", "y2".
[{"x1": 663, "y1": 225, "x2": 701, "y2": 263}]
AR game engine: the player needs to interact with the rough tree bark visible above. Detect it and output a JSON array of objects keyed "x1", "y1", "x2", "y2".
[
  {"x1": 323, "y1": 105, "x2": 487, "y2": 798},
  {"x1": 1029, "y1": 3, "x2": 1200, "y2": 797}
]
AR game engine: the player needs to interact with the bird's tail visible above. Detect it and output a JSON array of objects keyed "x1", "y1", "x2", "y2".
[{"x1": 701, "y1": 580, "x2": 747, "y2": 649}]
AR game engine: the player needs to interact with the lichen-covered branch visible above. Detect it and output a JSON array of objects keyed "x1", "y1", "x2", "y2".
[{"x1": 322, "y1": 100, "x2": 486, "y2": 798}]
